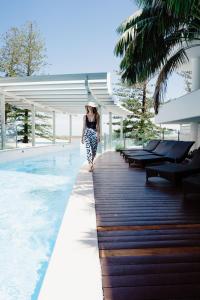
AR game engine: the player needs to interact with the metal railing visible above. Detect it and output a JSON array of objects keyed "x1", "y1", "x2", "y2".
[
  {"x1": 100, "y1": 129, "x2": 181, "y2": 153},
  {"x1": 3, "y1": 123, "x2": 18, "y2": 149}
]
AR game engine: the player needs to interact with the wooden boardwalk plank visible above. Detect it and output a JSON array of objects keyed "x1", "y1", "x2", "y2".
[
  {"x1": 103, "y1": 285, "x2": 200, "y2": 300},
  {"x1": 102, "y1": 272, "x2": 200, "y2": 288},
  {"x1": 100, "y1": 253, "x2": 200, "y2": 265},
  {"x1": 93, "y1": 152, "x2": 200, "y2": 300}
]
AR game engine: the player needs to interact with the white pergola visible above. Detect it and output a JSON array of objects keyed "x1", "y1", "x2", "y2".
[{"x1": 0, "y1": 72, "x2": 130, "y2": 149}]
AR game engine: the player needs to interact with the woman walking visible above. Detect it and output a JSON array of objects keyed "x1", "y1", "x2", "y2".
[{"x1": 81, "y1": 101, "x2": 100, "y2": 172}]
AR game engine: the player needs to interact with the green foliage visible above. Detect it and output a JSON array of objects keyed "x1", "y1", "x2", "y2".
[
  {"x1": 113, "y1": 82, "x2": 161, "y2": 143},
  {"x1": 0, "y1": 21, "x2": 46, "y2": 77},
  {"x1": 115, "y1": 143, "x2": 124, "y2": 152},
  {"x1": 0, "y1": 27, "x2": 24, "y2": 77},
  {"x1": 20, "y1": 21, "x2": 47, "y2": 76},
  {"x1": 0, "y1": 22, "x2": 48, "y2": 143},
  {"x1": 7, "y1": 107, "x2": 52, "y2": 141},
  {"x1": 115, "y1": 0, "x2": 200, "y2": 113}
]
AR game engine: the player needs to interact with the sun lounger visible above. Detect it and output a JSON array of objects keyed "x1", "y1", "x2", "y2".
[
  {"x1": 128, "y1": 141, "x2": 194, "y2": 168},
  {"x1": 124, "y1": 140, "x2": 173, "y2": 161},
  {"x1": 121, "y1": 139, "x2": 160, "y2": 157},
  {"x1": 146, "y1": 148, "x2": 200, "y2": 185}
]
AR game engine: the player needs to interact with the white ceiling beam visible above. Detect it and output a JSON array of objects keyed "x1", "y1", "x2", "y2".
[
  {"x1": 0, "y1": 88, "x2": 62, "y2": 113},
  {"x1": 8, "y1": 95, "x2": 110, "y2": 100},
  {"x1": 0, "y1": 72, "x2": 131, "y2": 116},
  {"x1": 0, "y1": 72, "x2": 108, "y2": 84},
  {"x1": 2, "y1": 85, "x2": 108, "y2": 92},
  {"x1": 7, "y1": 100, "x2": 114, "y2": 106},
  {"x1": 5, "y1": 90, "x2": 109, "y2": 96}
]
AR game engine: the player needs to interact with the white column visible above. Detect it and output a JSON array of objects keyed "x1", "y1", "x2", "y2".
[
  {"x1": 191, "y1": 122, "x2": 198, "y2": 144},
  {"x1": 109, "y1": 112, "x2": 112, "y2": 149},
  {"x1": 31, "y1": 104, "x2": 36, "y2": 146},
  {"x1": 120, "y1": 117, "x2": 123, "y2": 144},
  {"x1": 103, "y1": 133, "x2": 107, "y2": 151},
  {"x1": 52, "y1": 111, "x2": 56, "y2": 144},
  {"x1": 0, "y1": 94, "x2": 6, "y2": 150},
  {"x1": 69, "y1": 114, "x2": 72, "y2": 143},
  {"x1": 192, "y1": 57, "x2": 200, "y2": 91},
  {"x1": 191, "y1": 57, "x2": 200, "y2": 147}
]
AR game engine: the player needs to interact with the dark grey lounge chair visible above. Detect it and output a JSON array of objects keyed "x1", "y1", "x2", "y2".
[
  {"x1": 121, "y1": 139, "x2": 160, "y2": 157},
  {"x1": 124, "y1": 140, "x2": 173, "y2": 161},
  {"x1": 146, "y1": 148, "x2": 200, "y2": 185},
  {"x1": 128, "y1": 141, "x2": 194, "y2": 168},
  {"x1": 183, "y1": 174, "x2": 200, "y2": 198}
]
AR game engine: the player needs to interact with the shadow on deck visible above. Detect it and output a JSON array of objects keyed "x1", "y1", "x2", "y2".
[{"x1": 93, "y1": 151, "x2": 200, "y2": 300}]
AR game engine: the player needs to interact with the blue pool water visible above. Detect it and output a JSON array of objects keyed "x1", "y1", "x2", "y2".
[{"x1": 0, "y1": 144, "x2": 85, "y2": 300}]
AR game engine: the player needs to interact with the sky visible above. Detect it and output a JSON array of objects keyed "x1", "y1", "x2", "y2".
[
  {"x1": 0, "y1": 0, "x2": 136, "y2": 74},
  {"x1": 0, "y1": 0, "x2": 185, "y2": 135}
]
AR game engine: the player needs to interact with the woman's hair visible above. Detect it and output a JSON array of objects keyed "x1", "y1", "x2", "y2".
[{"x1": 85, "y1": 106, "x2": 100, "y2": 125}]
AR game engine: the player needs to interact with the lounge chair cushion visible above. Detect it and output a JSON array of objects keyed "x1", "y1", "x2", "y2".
[
  {"x1": 165, "y1": 141, "x2": 194, "y2": 163},
  {"x1": 146, "y1": 149, "x2": 200, "y2": 184},
  {"x1": 122, "y1": 140, "x2": 160, "y2": 156},
  {"x1": 153, "y1": 140, "x2": 176, "y2": 156},
  {"x1": 128, "y1": 141, "x2": 194, "y2": 167},
  {"x1": 146, "y1": 163, "x2": 200, "y2": 184},
  {"x1": 126, "y1": 140, "x2": 176, "y2": 159}
]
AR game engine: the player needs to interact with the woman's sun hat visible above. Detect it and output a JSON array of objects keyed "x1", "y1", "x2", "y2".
[{"x1": 85, "y1": 101, "x2": 98, "y2": 108}]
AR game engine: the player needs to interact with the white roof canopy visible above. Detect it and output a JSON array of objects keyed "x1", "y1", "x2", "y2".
[{"x1": 0, "y1": 72, "x2": 130, "y2": 116}]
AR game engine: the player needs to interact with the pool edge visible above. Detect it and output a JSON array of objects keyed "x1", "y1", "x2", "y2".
[
  {"x1": 0, "y1": 143, "x2": 70, "y2": 163},
  {"x1": 38, "y1": 162, "x2": 103, "y2": 300}
]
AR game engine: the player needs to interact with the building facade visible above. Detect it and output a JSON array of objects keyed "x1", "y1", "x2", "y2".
[{"x1": 155, "y1": 46, "x2": 200, "y2": 148}]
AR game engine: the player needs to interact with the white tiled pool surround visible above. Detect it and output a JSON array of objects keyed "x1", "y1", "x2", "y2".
[{"x1": 38, "y1": 162, "x2": 103, "y2": 300}]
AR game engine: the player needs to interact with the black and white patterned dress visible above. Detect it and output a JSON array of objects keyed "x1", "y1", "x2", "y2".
[{"x1": 84, "y1": 115, "x2": 98, "y2": 164}]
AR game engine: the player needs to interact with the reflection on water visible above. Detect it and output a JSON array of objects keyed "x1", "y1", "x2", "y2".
[{"x1": 0, "y1": 147, "x2": 84, "y2": 300}]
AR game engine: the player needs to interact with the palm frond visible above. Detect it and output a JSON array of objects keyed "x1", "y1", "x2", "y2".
[
  {"x1": 153, "y1": 48, "x2": 188, "y2": 114},
  {"x1": 115, "y1": 0, "x2": 200, "y2": 112},
  {"x1": 137, "y1": 0, "x2": 198, "y2": 17},
  {"x1": 119, "y1": 25, "x2": 191, "y2": 85},
  {"x1": 117, "y1": 11, "x2": 142, "y2": 34}
]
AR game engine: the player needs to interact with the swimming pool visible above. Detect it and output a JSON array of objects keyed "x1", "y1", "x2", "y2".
[{"x1": 0, "y1": 144, "x2": 85, "y2": 300}]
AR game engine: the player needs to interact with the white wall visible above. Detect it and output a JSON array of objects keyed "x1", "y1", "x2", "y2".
[{"x1": 155, "y1": 89, "x2": 200, "y2": 124}]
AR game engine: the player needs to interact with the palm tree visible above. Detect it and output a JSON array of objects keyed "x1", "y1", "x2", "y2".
[{"x1": 115, "y1": 0, "x2": 200, "y2": 113}]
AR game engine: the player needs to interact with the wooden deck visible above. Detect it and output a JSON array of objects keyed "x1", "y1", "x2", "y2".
[{"x1": 93, "y1": 152, "x2": 200, "y2": 300}]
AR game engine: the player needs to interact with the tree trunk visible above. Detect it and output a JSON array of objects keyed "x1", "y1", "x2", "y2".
[
  {"x1": 23, "y1": 109, "x2": 29, "y2": 143},
  {"x1": 142, "y1": 81, "x2": 147, "y2": 114},
  {"x1": 22, "y1": 23, "x2": 33, "y2": 143},
  {"x1": 5, "y1": 103, "x2": 10, "y2": 124}
]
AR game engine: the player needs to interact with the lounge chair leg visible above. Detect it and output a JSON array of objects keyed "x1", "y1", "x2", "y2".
[{"x1": 129, "y1": 161, "x2": 134, "y2": 168}]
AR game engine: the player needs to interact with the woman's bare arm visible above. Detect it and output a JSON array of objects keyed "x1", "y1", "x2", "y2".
[
  {"x1": 81, "y1": 115, "x2": 86, "y2": 143},
  {"x1": 96, "y1": 115, "x2": 100, "y2": 142}
]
